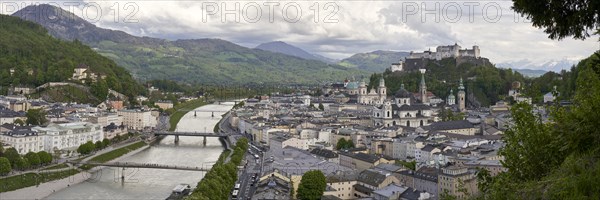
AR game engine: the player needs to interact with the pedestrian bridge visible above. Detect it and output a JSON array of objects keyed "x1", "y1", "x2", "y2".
[
  {"x1": 68, "y1": 161, "x2": 212, "y2": 172},
  {"x1": 153, "y1": 131, "x2": 229, "y2": 147}
]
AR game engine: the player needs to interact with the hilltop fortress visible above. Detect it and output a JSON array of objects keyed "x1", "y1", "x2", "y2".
[{"x1": 391, "y1": 43, "x2": 485, "y2": 72}]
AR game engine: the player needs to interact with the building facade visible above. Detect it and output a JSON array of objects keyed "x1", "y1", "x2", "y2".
[
  {"x1": 32, "y1": 122, "x2": 104, "y2": 152},
  {"x1": 117, "y1": 109, "x2": 157, "y2": 130}
]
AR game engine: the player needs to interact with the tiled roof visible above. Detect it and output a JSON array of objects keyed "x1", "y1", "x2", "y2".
[{"x1": 427, "y1": 120, "x2": 474, "y2": 131}]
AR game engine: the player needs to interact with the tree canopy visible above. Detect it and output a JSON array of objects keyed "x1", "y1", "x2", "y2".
[
  {"x1": 25, "y1": 108, "x2": 48, "y2": 126},
  {"x1": 512, "y1": 0, "x2": 600, "y2": 40},
  {"x1": 297, "y1": 170, "x2": 327, "y2": 200},
  {"x1": 24, "y1": 152, "x2": 40, "y2": 166},
  {"x1": 0, "y1": 157, "x2": 11, "y2": 175},
  {"x1": 77, "y1": 141, "x2": 96, "y2": 155},
  {"x1": 336, "y1": 138, "x2": 355, "y2": 150}
]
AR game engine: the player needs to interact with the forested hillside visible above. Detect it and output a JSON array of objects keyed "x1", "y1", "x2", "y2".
[{"x1": 0, "y1": 14, "x2": 143, "y2": 99}]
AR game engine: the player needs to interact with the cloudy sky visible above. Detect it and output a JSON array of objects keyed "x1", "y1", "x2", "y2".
[{"x1": 2, "y1": 0, "x2": 599, "y2": 70}]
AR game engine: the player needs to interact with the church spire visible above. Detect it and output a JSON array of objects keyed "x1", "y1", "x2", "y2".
[
  {"x1": 458, "y1": 77, "x2": 465, "y2": 91},
  {"x1": 419, "y1": 69, "x2": 428, "y2": 104}
]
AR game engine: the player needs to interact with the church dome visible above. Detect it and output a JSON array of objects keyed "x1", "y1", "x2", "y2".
[
  {"x1": 346, "y1": 82, "x2": 359, "y2": 89},
  {"x1": 394, "y1": 84, "x2": 411, "y2": 98}
]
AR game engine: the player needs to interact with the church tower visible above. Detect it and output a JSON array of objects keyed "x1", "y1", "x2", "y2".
[
  {"x1": 359, "y1": 80, "x2": 367, "y2": 95},
  {"x1": 458, "y1": 77, "x2": 466, "y2": 112},
  {"x1": 419, "y1": 69, "x2": 428, "y2": 104},
  {"x1": 378, "y1": 78, "x2": 387, "y2": 101},
  {"x1": 447, "y1": 89, "x2": 456, "y2": 105}
]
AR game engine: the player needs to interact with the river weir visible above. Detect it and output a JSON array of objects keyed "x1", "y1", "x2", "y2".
[{"x1": 43, "y1": 102, "x2": 235, "y2": 200}]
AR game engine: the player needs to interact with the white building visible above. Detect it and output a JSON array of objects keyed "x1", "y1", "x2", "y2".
[
  {"x1": 32, "y1": 122, "x2": 104, "y2": 152},
  {"x1": 88, "y1": 113, "x2": 123, "y2": 127},
  {"x1": 390, "y1": 61, "x2": 404, "y2": 72},
  {"x1": 0, "y1": 127, "x2": 44, "y2": 154},
  {"x1": 117, "y1": 109, "x2": 158, "y2": 130}
]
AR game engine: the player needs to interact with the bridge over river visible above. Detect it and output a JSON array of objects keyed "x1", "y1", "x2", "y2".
[{"x1": 68, "y1": 161, "x2": 212, "y2": 172}]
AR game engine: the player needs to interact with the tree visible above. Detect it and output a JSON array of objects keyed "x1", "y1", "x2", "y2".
[
  {"x1": 15, "y1": 157, "x2": 30, "y2": 170},
  {"x1": 499, "y1": 102, "x2": 564, "y2": 181},
  {"x1": 318, "y1": 103, "x2": 324, "y2": 111},
  {"x1": 37, "y1": 151, "x2": 52, "y2": 164},
  {"x1": 512, "y1": 0, "x2": 600, "y2": 40},
  {"x1": 347, "y1": 140, "x2": 355, "y2": 149},
  {"x1": 0, "y1": 157, "x2": 11, "y2": 175},
  {"x1": 91, "y1": 79, "x2": 109, "y2": 102},
  {"x1": 336, "y1": 138, "x2": 347, "y2": 150},
  {"x1": 25, "y1": 108, "x2": 48, "y2": 126},
  {"x1": 476, "y1": 168, "x2": 494, "y2": 195},
  {"x1": 95, "y1": 141, "x2": 104, "y2": 150},
  {"x1": 336, "y1": 138, "x2": 355, "y2": 150},
  {"x1": 297, "y1": 170, "x2": 327, "y2": 200},
  {"x1": 77, "y1": 141, "x2": 95, "y2": 155},
  {"x1": 102, "y1": 138, "x2": 110, "y2": 148},
  {"x1": 24, "y1": 152, "x2": 40, "y2": 166},
  {"x1": 3, "y1": 148, "x2": 20, "y2": 167},
  {"x1": 13, "y1": 118, "x2": 25, "y2": 126}
]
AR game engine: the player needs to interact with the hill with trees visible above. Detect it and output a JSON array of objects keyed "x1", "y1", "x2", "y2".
[
  {"x1": 0, "y1": 14, "x2": 144, "y2": 100},
  {"x1": 366, "y1": 57, "x2": 527, "y2": 107},
  {"x1": 255, "y1": 41, "x2": 336, "y2": 63}
]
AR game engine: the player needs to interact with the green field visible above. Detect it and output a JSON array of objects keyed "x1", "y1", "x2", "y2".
[
  {"x1": 41, "y1": 163, "x2": 69, "y2": 170},
  {"x1": 0, "y1": 169, "x2": 79, "y2": 192}
]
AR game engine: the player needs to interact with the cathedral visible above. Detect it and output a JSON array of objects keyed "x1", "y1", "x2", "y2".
[
  {"x1": 372, "y1": 70, "x2": 435, "y2": 128},
  {"x1": 357, "y1": 78, "x2": 387, "y2": 105}
]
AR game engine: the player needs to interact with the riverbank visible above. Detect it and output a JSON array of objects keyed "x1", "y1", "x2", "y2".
[
  {"x1": 0, "y1": 142, "x2": 150, "y2": 199},
  {"x1": 187, "y1": 138, "x2": 248, "y2": 199},
  {"x1": 169, "y1": 99, "x2": 209, "y2": 131}
]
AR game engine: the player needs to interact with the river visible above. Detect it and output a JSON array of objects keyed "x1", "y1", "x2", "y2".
[{"x1": 45, "y1": 102, "x2": 234, "y2": 200}]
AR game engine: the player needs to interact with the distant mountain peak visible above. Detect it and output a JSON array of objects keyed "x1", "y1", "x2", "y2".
[
  {"x1": 255, "y1": 41, "x2": 335, "y2": 63},
  {"x1": 338, "y1": 50, "x2": 410, "y2": 72},
  {"x1": 12, "y1": 4, "x2": 165, "y2": 45}
]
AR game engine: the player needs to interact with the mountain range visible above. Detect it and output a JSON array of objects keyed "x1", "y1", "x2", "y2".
[
  {"x1": 497, "y1": 59, "x2": 579, "y2": 73},
  {"x1": 255, "y1": 41, "x2": 337, "y2": 63},
  {"x1": 12, "y1": 4, "x2": 365, "y2": 85}
]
